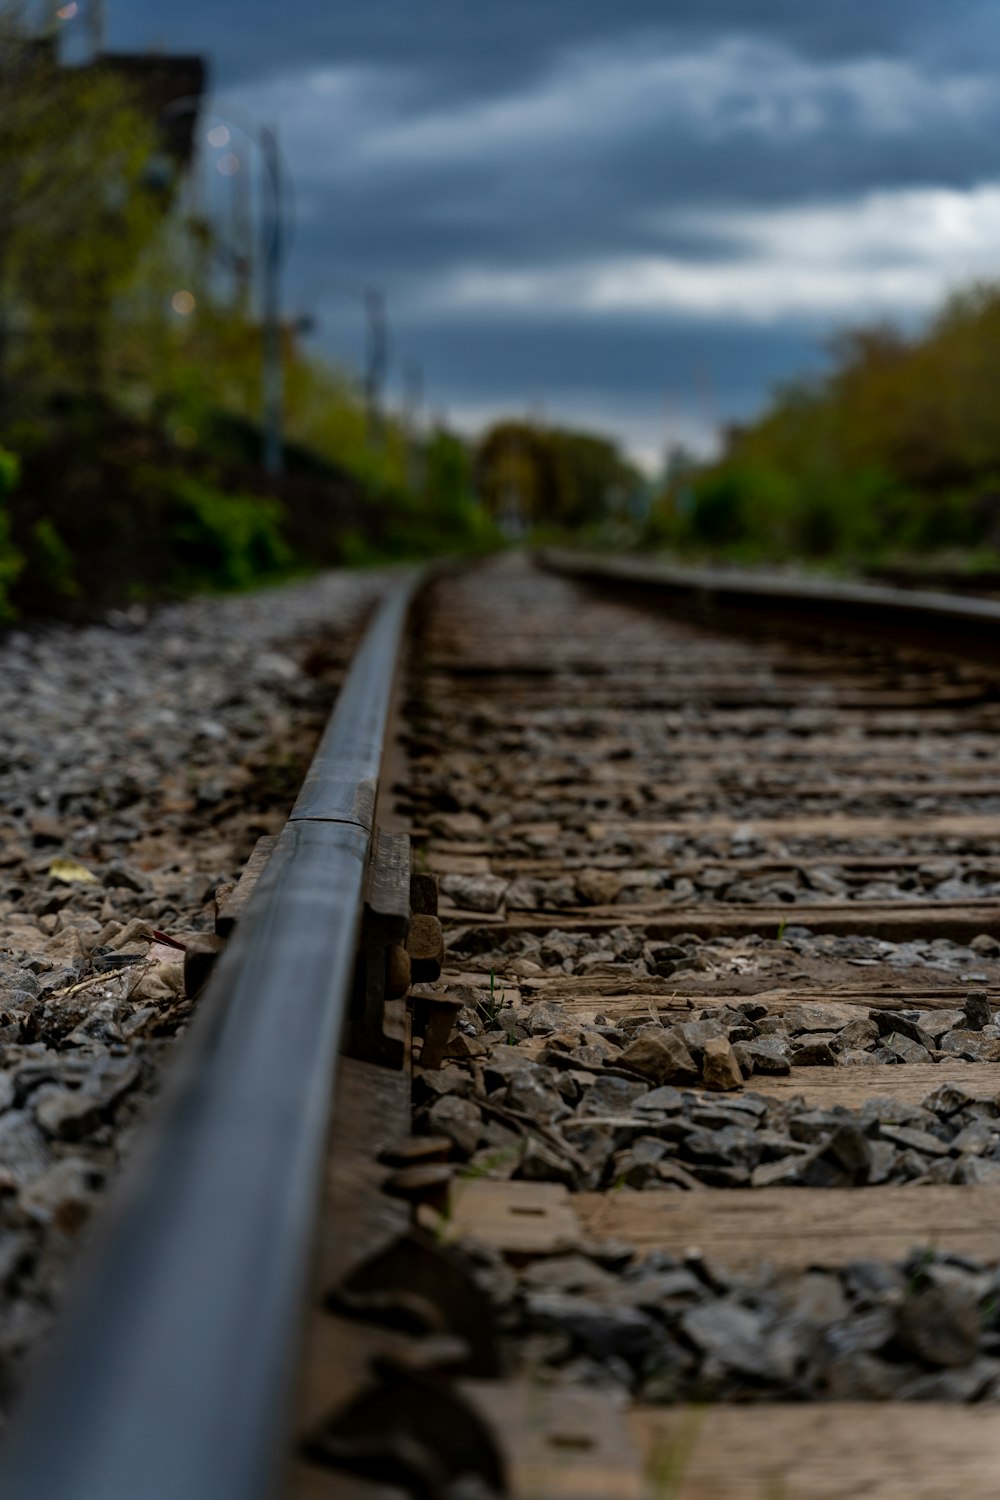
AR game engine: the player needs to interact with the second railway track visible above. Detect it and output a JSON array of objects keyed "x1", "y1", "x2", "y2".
[{"x1": 6, "y1": 552, "x2": 1000, "y2": 1497}]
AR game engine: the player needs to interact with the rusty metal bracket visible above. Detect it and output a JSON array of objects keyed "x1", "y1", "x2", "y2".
[
  {"x1": 407, "y1": 872, "x2": 444, "y2": 984},
  {"x1": 348, "y1": 851, "x2": 445, "y2": 1068},
  {"x1": 346, "y1": 829, "x2": 411, "y2": 1067}
]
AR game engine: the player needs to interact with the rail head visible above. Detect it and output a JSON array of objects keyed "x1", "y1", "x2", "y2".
[
  {"x1": 538, "y1": 547, "x2": 1000, "y2": 639},
  {"x1": 0, "y1": 572, "x2": 423, "y2": 1500}
]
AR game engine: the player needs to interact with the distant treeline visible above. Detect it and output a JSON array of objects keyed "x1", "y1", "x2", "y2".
[
  {"x1": 474, "y1": 420, "x2": 644, "y2": 534},
  {"x1": 650, "y1": 283, "x2": 1000, "y2": 564}
]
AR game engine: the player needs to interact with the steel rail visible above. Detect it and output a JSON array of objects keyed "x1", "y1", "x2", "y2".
[
  {"x1": 538, "y1": 548, "x2": 1000, "y2": 644},
  {"x1": 0, "y1": 571, "x2": 423, "y2": 1500}
]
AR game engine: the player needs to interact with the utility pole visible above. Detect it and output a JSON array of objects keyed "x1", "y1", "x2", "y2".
[
  {"x1": 160, "y1": 99, "x2": 290, "y2": 479},
  {"x1": 259, "y1": 124, "x2": 284, "y2": 477},
  {"x1": 402, "y1": 358, "x2": 424, "y2": 496},
  {"x1": 363, "y1": 285, "x2": 387, "y2": 454},
  {"x1": 85, "y1": 0, "x2": 105, "y2": 55}
]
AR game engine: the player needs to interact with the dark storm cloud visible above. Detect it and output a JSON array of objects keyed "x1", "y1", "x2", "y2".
[
  {"x1": 105, "y1": 0, "x2": 1000, "y2": 458},
  {"x1": 371, "y1": 315, "x2": 827, "y2": 411},
  {"x1": 110, "y1": 0, "x2": 985, "y2": 92}
]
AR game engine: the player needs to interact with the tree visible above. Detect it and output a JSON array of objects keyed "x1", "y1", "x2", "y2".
[
  {"x1": 0, "y1": 10, "x2": 161, "y2": 423},
  {"x1": 476, "y1": 419, "x2": 640, "y2": 531}
]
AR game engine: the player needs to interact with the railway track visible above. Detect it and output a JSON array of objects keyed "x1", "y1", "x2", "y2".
[{"x1": 4, "y1": 552, "x2": 1000, "y2": 1497}]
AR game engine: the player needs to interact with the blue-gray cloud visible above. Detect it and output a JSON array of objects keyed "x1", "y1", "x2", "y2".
[{"x1": 105, "y1": 0, "x2": 1000, "y2": 461}]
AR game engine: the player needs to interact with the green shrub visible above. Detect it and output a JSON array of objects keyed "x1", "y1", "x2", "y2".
[
  {"x1": 164, "y1": 473, "x2": 293, "y2": 589},
  {"x1": 31, "y1": 517, "x2": 80, "y2": 598},
  {"x1": 0, "y1": 448, "x2": 25, "y2": 619},
  {"x1": 0, "y1": 447, "x2": 19, "y2": 502}
]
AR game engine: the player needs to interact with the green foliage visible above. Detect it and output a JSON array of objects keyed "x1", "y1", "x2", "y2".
[
  {"x1": 162, "y1": 473, "x2": 293, "y2": 590},
  {"x1": 0, "y1": 20, "x2": 161, "y2": 416},
  {"x1": 31, "y1": 517, "x2": 79, "y2": 598},
  {"x1": 0, "y1": 445, "x2": 18, "y2": 500},
  {"x1": 0, "y1": 444, "x2": 23, "y2": 617},
  {"x1": 0, "y1": 7, "x2": 499, "y2": 614},
  {"x1": 650, "y1": 281, "x2": 1000, "y2": 564},
  {"x1": 476, "y1": 419, "x2": 641, "y2": 531}
]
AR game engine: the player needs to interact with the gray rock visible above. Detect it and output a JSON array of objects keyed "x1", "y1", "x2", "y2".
[
  {"x1": 19, "y1": 1157, "x2": 101, "y2": 1230},
  {"x1": 879, "y1": 1124, "x2": 951, "y2": 1158},
  {"x1": 867, "y1": 1139, "x2": 899, "y2": 1185},
  {"x1": 897, "y1": 1360, "x2": 1000, "y2": 1401},
  {"x1": 440, "y1": 874, "x2": 509, "y2": 913},
  {"x1": 822, "y1": 1352, "x2": 912, "y2": 1399},
  {"x1": 526, "y1": 1291, "x2": 656, "y2": 1363},
  {"x1": 579, "y1": 1075, "x2": 650, "y2": 1115},
  {"x1": 732, "y1": 1037, "x2": 791, "y2": 1076},
  {"x1": 0, "y1": 1110, "x2": 52, "y2": 1187},
  {"x1": 689, "y1": 1163, "x2": 751, "y2": 1188},
  {"x1": 653, "y1": 1160, "x2": 705, "y2": 1190},
  {"x1": 681, "y1": 1125, "x2": 763, "y2": 1172},
  {"x1": 700, "y1": 1037, "x2": 744, "y2": 1092},
  {"x1": 0, "y1": 958, "x2": 39, "y2": 1009},
  {"x1": 678, "y1": 1019, "x2": 729, "y2": 1059},
  {"x1": 755, "y1": 1130, "x2": 810, "y2": 1163},
  {"x1": 870, "y1": 1009, "x2": 935, "y2": 1050},
  {"x1": 426, "y1": 1095, "x2": 484, "y2": 1158},
  {"x1": 832, "y1": 1017, "x2": 879, "y2": 1052},
  {"x1": 748, "y1": 1153, "x2": 798, "y2": 1187},
  {"x1": 616, "y1": 1267, "x2": 705, "y2": 1308},
  {"x1": 416, "y1": 1064, "x2": 473, "y2": 1101},
  {"x1": 633, "y1": 1085, "x2": 686, "y2": 1115},
  {"x1": 778, "y1": 1270, "x2": 849, "y2": 1325},
  {"x1": 611, "y1": 1138, "x2": 671, "y2": 1188},
  {"x1": 797, "y1": 1123, "x2": 872, "y2": 1187},
  {"x1": 104, "y1": 862, "x2": 150, "y2": 894},
  {"x1": 886, "y1": 1035, "x2": 932, "y2": 1065},
  {"x1": 505, "y1": 1072, "x2": 570, "y2": 1122},
  {"x1": 949, "y1": 1121, "x2": 996, "y2": 1157},
  {"x1": 788, "y1": 1109, "x2": 854, "y2": 1145},
  {"x1": 939, "y1": 1030, "x2": 1000, "y2": 1062},
  {"x1": 521, "y1": 1255, "x2": 619, "y2": 1297},
  {"x1": 561, "y1": 1119, "x2": 617, "y2": 1175},
  {"x1": 895, "y1": 1283, "x2": 981, "y2": 1368},
  {"x1": 842, "y1": 1259, "x2": 905, "y2": 1303},
  {"x1": 789, "y1": 1038, "x2": 838, "y2": 1067},
  {"x1": 85, "y1": 1053, "x2": 142, "y2": 1111},
  {"x1": 824, "y1": 1305, "x2": 894, "y2": 1357},
  {"x1": 779, "y1": 1004, "x2": 854, "y2": 1035},
  {"x1": 953, "y1": 1157, "x2": 1000, "y2": 1184},
  {"x1": 963, "y1": 992, "x2": 993, "y2": 1031},
  {"x1": 515, "y1": 1137, "x2": 577, "y2": 1187},
  {"x1": 689, "y1": 1101, "x2": 759, "y2": 1130},
  {"x1": 527, "y1": 1003, "x2": 575, "y2": 1037},
  {"x1": 680, "y1": 1301, "x2": 794, "y2": 1381},
  {"x1": 0, "y1": 1231, "x2": 32, "y2": 1292},
  {"x1": 919, "y1": 1010, "x2": 966, "y2": 1043},
  {"x1": 32, "y1": 1085, "x2": 101, "y2": 1142},
  {"x1": 619, "y1": 1031, "x2": 699, "y2": 1086}
]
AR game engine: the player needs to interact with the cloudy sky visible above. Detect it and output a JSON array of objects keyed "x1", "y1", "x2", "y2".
[{"x1": 105, "y1": 1, "x2": 1000, "y2": 466}]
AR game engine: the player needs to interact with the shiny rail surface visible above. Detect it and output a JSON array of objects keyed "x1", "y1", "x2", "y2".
[
  {"x1": 539, "y1": 547, "x2": 1000, "y2": 646},
  {"x1": 0, "y1": 572, "x2": 422, "y2": 1500}
]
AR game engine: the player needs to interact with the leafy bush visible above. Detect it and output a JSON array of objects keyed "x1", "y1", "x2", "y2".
[
  {"x1": 0, "y1": 446, "x2": 17, "y2": 501},
  {"x1": 30, "y1": 517, "x2": 80, "y2": 598},
  {"x1": 0, "y1": 447, "x2": 24, "y2": 618},
  {"x1": 651, "y1": 281, "x2": 1000, "y2": 565},
  {"x1": 163, "y1": 473, "x2": 293, "y2": 590}
]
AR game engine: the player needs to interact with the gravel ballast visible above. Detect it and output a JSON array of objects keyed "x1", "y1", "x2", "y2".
[{"x1": 0, "y1": 570, "x2": 386, "y2": 1418}]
